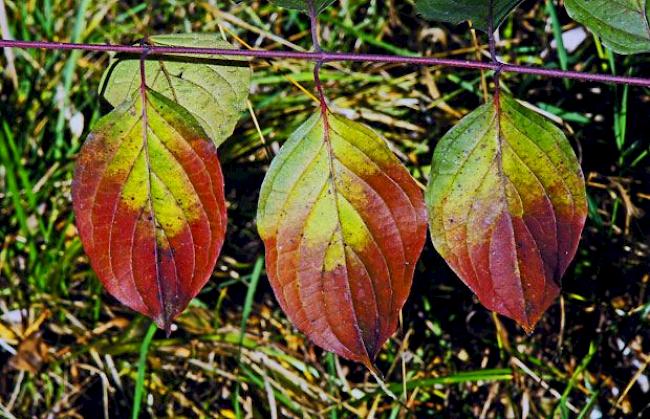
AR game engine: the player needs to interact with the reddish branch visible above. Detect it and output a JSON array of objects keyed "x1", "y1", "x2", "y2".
[{"x1": 1, "y1": 39, "x2": 650, "y2": 87}]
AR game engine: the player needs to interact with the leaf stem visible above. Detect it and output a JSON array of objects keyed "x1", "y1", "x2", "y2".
[
  {"x1": 313, "y1": 62, "x2": 328, "y2": 115},
  {"x1": 2, "y1": 39, "x2": 650, "y2": 87},
  {"x1": 307, "y1": 0, "x2": 329, "y2": 116}
]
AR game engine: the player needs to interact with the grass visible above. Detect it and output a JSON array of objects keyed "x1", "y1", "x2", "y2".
[
  {"x1": 234, "y1": 257, "x2": 264, "y2": 418},
  {"x1": 132, "y1": 322, "x2": 157, "y2": 419},
  {"x1": 1, "y1": 0, "x2": 649, "y2": 417}
]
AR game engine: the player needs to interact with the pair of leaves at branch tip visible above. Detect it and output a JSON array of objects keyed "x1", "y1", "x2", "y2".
[
  {"x1": 99, "y1": 33, "x2": 251, "y2": 148},
  {"x1": 426, "y1": 92, "x2": 588, "y2": 332},
  {"x1": 415, "y1": 0, "x2": 524, "y2": 32},
  {"x1": 565, "y1": 0, "x2": 650, "y2": 55},
  {"x1": 269, "y1": 0, "x2": 335, "y2": 14},
  {"x1": 257, "y1": 111, "x2": 427, "y2": 367},
  {"x1": 72, "y1": 88, "x2": 228, "y2": 333}
]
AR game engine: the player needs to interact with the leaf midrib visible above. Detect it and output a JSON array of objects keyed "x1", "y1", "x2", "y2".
[
  {"x1": 320, "y1": 110, "x2": 374, "y2": 363},
  {"x1": 140, "y1": 93, "x2": 167, "y2": 324},
  {"x1": 493, "y1": 101, "x2": 528, "y2": 323}
]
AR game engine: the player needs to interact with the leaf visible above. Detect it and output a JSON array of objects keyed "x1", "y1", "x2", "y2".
[
  {"x1": 269, "y1": 0, "x2": 335, "y2": 14},
  {"x1": 99, "y1": 33, "x2": 251, "y2": 147},
  {"x1": 565, "y1": 0, "x2": 650, "y2": 54},
  {"x1": 415, "y1": 0, "x2": 523, "y2": 32},
  {"x1": 425, "y1": 93, "x2": 587, "y2": 332},
  {"x1": 257, "y1": 111, "x2": 427, "y2": 367},
  {"x1": 72, "y1": 88, "x2": 227, "y2": 332}
]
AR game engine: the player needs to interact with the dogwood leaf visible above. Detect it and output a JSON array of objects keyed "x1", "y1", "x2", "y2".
[
  {"x1": 426, "y1": 93, "x2": 587, "y2": 331},
  {"x1": 73, "y1": 88, "x2": 227, "y2": 332},
  {"x1": 416, "y1": 0, "x2": 523, "y2": 32},
  {"x1": 270, "y1": 0, "x2": 335, "y2": 14},
  {"x1": 257, "y1": 111, "x2": 427, "y2": 367},
  {"x1": 100, "y1": 33, "x2": 250, "y2": 147},
  {"x1": 565, "y1": 0, "x2": 650, "y2": 54}
]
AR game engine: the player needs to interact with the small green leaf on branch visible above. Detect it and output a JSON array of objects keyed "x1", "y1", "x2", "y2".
[{"x1": 416, "y1": 0, "x2": 523, "y2": 32}]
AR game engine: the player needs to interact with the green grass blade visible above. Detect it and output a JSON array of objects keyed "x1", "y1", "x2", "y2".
[
  {"x1": 326, "y1": 353, "x2": 339, "y2": 419},
  {"x1": 53, "y1": 0, "x2": 90, "y2": 158},
  {"x1": 614, "y1": 77, "x2": 630, "y2": 154},
  {"x1": 577, "y1": 390, "x2": 600, "y2": 419},
  {"x1": 388, "y1": 369, "x2": 513, "y2": 393},
  {"x1": 554, "y1": 340, "x2": 597, "y2": 416},
  {"x1": 132, "y1": 322, "x2": 158, "y2": 419},
  {"x1": 0, "y1": 126, "x2": 38, "y2": 266},
  {"x1": 239, "y1": 257, "x2": 264, "y2": 345},
  {"x1": 545, "y1": 0, "x2": 569, "y2": 84},
  {"x1": 234, "y1": 257, "x2": 264, "y2": 418}
]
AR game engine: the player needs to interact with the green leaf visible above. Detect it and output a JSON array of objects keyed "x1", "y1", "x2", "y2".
[
  {"x1": 415, "y1": 0, "x2": 523, "y2": 32},
  {"x1": 425, "y1": 93, "x2": 587, "y2": 332},
  {"x1": 270, "y1": 0, "x2": 335, "y2": 14},
  {"x1": 257, "y1": 111, "x2": 427, "y2": 368},
  {"x1": 565, "y1": 0, "x2": 650, "y2": 54},
  {"x1": 99, "y1": 33, "x2": 251, "y2": 147}
]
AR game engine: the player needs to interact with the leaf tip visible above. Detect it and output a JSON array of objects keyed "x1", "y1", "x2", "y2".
[
  {"x1": 152, "y1": 314, "x2": 174, "y2": 337},
  {"x1": 519, "y1": 321, "x2": 536, "y2": 336}
]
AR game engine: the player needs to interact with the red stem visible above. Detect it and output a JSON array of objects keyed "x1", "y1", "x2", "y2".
[
  {"x1": 307, "y1": 0, "x2": 329, "y2": 116},
  {"x1": 1, "y1": 39, "x2": 650, "y2": 87}
]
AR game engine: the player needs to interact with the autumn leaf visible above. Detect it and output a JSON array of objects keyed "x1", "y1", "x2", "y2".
[
  {"x1": 72, "y1": 88, "x2": 227, "y2": 332},
  {"x1": 99, "y1": 33, "x2": 251, "y2": 147},
  {"x1": 257, "y1": 111, "x2": 427, "y2": 368},
  {"x1": 416, "y1": 0, "x2": 523, "y2": 32},
  {"x1": 565, "y1": 0, "x2": 650, "y2": 55},
  {"x1": 425, "y1": 93, "x2": 587, "y2": 332}
]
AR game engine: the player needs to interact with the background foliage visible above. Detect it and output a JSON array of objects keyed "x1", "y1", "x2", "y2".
[{"x1": 0, "y1": 0, "x2": 649, "y2": 417}]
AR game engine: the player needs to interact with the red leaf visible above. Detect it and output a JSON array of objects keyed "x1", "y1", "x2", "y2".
[
  {"x1": 426, "y1": 93, "x2": 588, "y2": 331},
  {"x1": 72, "y1": 89, "x2": 227, "y2": 332},
  {"x1": 257, "y1": 112, "x2": 427, "y2": 367}
]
